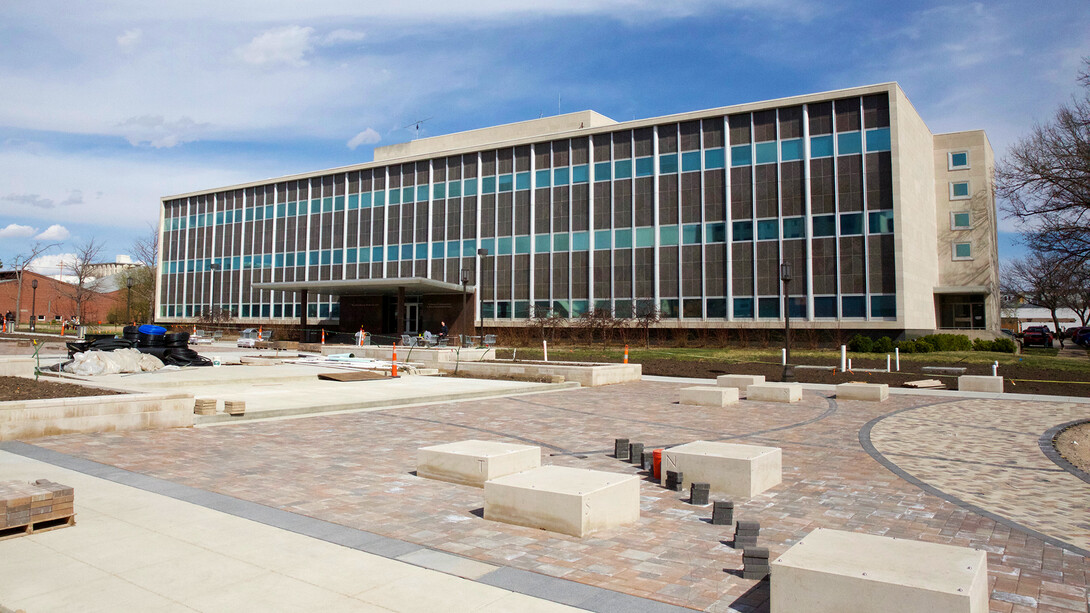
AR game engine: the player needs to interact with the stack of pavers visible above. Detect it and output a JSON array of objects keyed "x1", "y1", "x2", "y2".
[
  {"x1": 734, "y1": 519, "x2": 760, "y2": 548},
  {"x1": 1, "y1": 479, "x2": 75, "y2": 538},
  {"x1": 194, "y1": 398, "x2": 217, "y2": 416},
  {"x1": 224, "y1": 400, "x2": 246, "y2": 416},
  {"x1": 742, "y1": 546, "x2": 770, "y2": 580}
]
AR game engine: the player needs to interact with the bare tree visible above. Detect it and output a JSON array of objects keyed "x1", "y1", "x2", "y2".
[
  {"x1": 633, "y1": 302, "x2": 662, "y2": 348},
  {"x1": 996, "y1": 58, "x2": 1090, "y2": 264},
  {"x1": 59, "y1": 238, "x2": 105, "y2": 323},
  {"x1": 1060, "y1": 261, "x2": 1090, "y2": 327},
  {"x1": 9, "y1": 242, "x2": 59, "y2": 329},
  {"x1": 1006, "y1": 251, "x2": 1069, "y2": 334},
  {"x1": 127, "y1": 224, "x2": 159, "y2": 322},
  {"x1": 528, "y1": 305, "x2": 565, "y2": 342}
]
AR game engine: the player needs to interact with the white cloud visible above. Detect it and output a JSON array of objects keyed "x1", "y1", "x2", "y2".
[
  {"x1": 2, "y1": 193, "x2": 56, "y2": 209},
  {"x1": 0, "y1": 224, "x2": 37, "y2": 238},
  {"x1": 323, "y1": 29, "x2": 366, "y2": 45},
  {"x1": 118, "y1": 115, "x2": 209, "y2": 148},
  {"x1": 34, "y1": 224, "x2": 70, "y2": 241},
  {"x1": 28, "y1": 253, "x2": 75, "y2": 277},
  {"x1": 347, "y1": 128, "x2": 381, "y2": 149},
  {"x1": 116, "y1": 28, "x2": 143, "y2": 50},
  {"x1": 237, "y1": 25, "x2": 315, "y2": 67}
]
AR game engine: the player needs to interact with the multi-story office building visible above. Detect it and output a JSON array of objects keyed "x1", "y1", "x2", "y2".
[{"x1": 156, "y1": 82, "x2": 999, "y2": 337}]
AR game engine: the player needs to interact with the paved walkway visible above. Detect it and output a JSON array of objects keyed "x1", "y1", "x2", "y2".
[{"x1": 6, "y1": 380, "x2": 1090, "y2": 611}]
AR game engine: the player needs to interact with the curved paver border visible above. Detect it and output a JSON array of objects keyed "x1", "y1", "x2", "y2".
[
  {"x1": 1039, "y1": 419, "x2": 1090, "y2": 486},
  {"x1": 859, "y1": 404, "x2": 1090, "y2": 559}
]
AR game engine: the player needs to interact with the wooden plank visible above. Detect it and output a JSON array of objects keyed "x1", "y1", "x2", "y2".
[{"x1": 317, "y1": 371, "x2": 387, "y2": 382}]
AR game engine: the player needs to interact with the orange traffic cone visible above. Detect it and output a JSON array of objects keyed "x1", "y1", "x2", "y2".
[
  {"x1": 321, "y1": 329, "x2": 326, "y2": 344},
  {"x1": 624, "y1": 345, "x2": 629, "y2": 364},
  {"x1": 391, "y1": 343, "x2": 398, "y2": 377}
]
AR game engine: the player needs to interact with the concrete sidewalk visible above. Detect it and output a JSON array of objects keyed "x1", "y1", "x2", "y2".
[{"x1": 0, "y1": 449, "x2": 582, "y2": 612}]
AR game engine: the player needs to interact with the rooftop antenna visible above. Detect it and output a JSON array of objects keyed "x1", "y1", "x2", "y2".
[{"x1": 401, "y1": 117, "x2": 433, "y2": 140}]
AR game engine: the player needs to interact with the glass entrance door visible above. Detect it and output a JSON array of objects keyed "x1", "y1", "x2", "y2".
[{"x1": 405, "y1": 302, "x2": 421, "y2": 334}]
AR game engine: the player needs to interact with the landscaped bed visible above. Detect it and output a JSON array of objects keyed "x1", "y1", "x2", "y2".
[{"x1": 0, "y1": 376, "x2": 124, "y2": 402}]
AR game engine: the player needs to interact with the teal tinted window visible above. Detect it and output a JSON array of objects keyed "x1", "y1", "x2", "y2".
[
  {"x1": 553, "y1": 233, "x2": 570, "y2": 251},
  {"x1": 755, "y1": 142, "x2": 777, "y2": 165},
  {"x1": 497, "y1": 236, "x2": 512, "y2": 255},
  {"x1": 837, "y1": 132, "x2": 862, "y2": 155},
  {"x1": 287, "y1": 202, "x2": 298, "y2": 216},
  {"x1": 594, "y1": 230, "x2": 611, "y2": 249},
  {"x1": 813, "y1": 215, "x2": 836, "y2": 237},
  {"x1": 331, "y1": 249, "x2": 343, "y2": 265},
  {"x1": 840, "y1": 212, "x2": 864, "y2": 235},
  {"x1": 535, "y1": 169, "x2": 550, "y2": 187},
  {"x1": 682, "y1": 223, "x2": 701, "y2": 244},
  {"x1": 388, "y1": 190, "x2": 400, "y2": 205},
  {"x1": 404, "y1": 187, "x2": 416, "y2": 202},
  {"x1": 758, "y1": 297, "x2": 780, "y2": 318},
  {"x1": 681, "y1": 151, "x2": 701, "y2": 172},
  {"x1": 635, "y1": 227, "x2": 655, "y2": 247},
  {"x1": 551, "y1": 300, "x2": 570, "y2": 318},
  {"x1": 335, "y1": 196, "x2": 345, "y2": 211},
  {"x1": 757, "y1": 219, "x2": 778, "y2": 240},
  {"x1": 312, "y1": 251, "x2": 323, "y2": 265},
  {"x1": 706, "y1": 222, "x2": 726, "y2": 243},
  {"x1": 433, "y1": 183, "x2": 446, "y2": 199},
  {"x1": 535, "y1": 234, "x2": 551, "y2": 253},
  {"x1": 514, "y1": 301, "x2": 529, "y2": 318},
  {"x1": 660, "y1": 299, "x2": 678, "y2": 318},
  {"x1": 659, "y1": 225, "x2": 679, "y2": 246},
  {"x1": 842, "y1": 296, "x2": 866, "y2": 317},
  {"x1": 950, "y1": 151, "x2": 969, "y2": 168},
  {"x1": 811, "y1": 135, "x2": 834, "y2": 158},
  {"x1": 614, "y1": 159, "x2": 632, "y2": 179},
  {"x1": 730, "y1": 144, "x2": 752, "y2": 166},
  {"x1": 447, "y1": 241, "x2": 459, "y2": 257},
  {"x1": 635, "y1": 157, "x2": 654, "y2": 177},
  {"x1": 871, "y1": 295, "x2": 896, "y2": 318},
  {"x1": 373, "y1": 191, "x2": 385, "y2": 206},
  {"x1": 448, "y1": 181, "x2": 462, "y2": 197},
  {"x1": 868, "y1": 210, "x2": 894, "y2": 234},
  {"x1": 952, "y1": 181, "x2": 970, "y2": 198},
  {"x1": 704, "y1": 148, "x2": 725, "y2": 169},
  {"x1": 614, "y1": 228, "x2": 632, "y2": 248},
  {"x1": 706, "y1": 298, "x2": 727, "y2": 318},
  {"x1": 780, "y1": 138, "x2": 803, "y2": 161},
  {"x1": 515, "y1": 172, "x2": 530, "y2": 190},
  {"x1": 783, "y1": 216, "x2": 805, "y2": 239},
  {"x1": 281, "y1": 253, "x2": 291, "y2": 268},
  {"x1": 274, "y1": 253, "x2": 284, "y2": 267},
  {"x1": 514, "y1": 235, "x2": 531, "y2": 254},
  {"x1": 462, "y1": 239, "x2": 476, "y2": 256},
  {"x1": 733, "y1": 297, "x2": 754, "y2": 318},
  {"x1": 814, "y1": 296, "x2": 837, "y2": 318},
  {"x1": 553, "y1": 167, "x2": 569, "y2": 185},
  {"x1": 216, "y1": 211, "x2": 224, "y2": 225},
  {"x1": 479, "y1": 237, "x2": 494, "y2": 255},
  {"x1": 955, "y1": 242, "x2": 972, "y2": 259},
  {"x1": 482, "y1": 176, "x2": 496, "y2": 194},
  {"x1": 732, "y1": 220, "x2": 753, "y2": 241},
  {"x1": 571, "y1": 300, "x2": 588, "y2": 317},
  {"x1": 372, "y1": 247, "x2": 384, "y2": 262},
  {"x1": 571, "y1": 231, "x2": 589, "y2": 251},
  {"x1": 432, "y1": 243, "x2": 444, "y2": 258},
  {"x1": 594, "y1": 162, "x2": 611, "y2": 181},
  {"x1": 463, "y1": 178, "x2": 477, "y2": 196},
  {"x1": 952, "y1": 212, "x2": 970, "y2": 229},
  {"x1": 866, "y1": 128, "x2": 891, "y2": 152},
  {"x1": 788, "y1": 297, "x2": 806, "y2": 318},
  {"x1": 348, "y1": 194, "x2": 359, "y2": 210},
  {"x1": 659, "y1": 153, "x2": 678, "y2": 174},
  {"x1": 571, "y1": 165, "x2": 589, "y2": 184},
  {"x1": 401, "y1": 244, "x2": 413, "y2": 259},
  {"x1": 360, "y1": 193, "x2": 372, "y2": 208},
  {"x1": 497, "y1": 174, "x2": 513, "y2": 192}
]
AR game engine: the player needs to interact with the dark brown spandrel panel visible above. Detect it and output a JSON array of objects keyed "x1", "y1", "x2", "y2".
[
  {"x1": 837, "y1": 154, "x2": 863, "y2": 212},
  {"x1": 415, "y1": 201, "x2": 427, "y2": 242},
  {"x1": 593, "y1": 133, "x2": 611, "y2": 161},
  {"x1": 658, "y1": 124, "x2": 678, "y2": 154},
  {"x1": 497, "y1": 148, "x2": 513, "y2": 175},
  {"x1": 447, "y1": 156, "x2": 461, "y2": 180},
  {"x1": 496, "y1": 255, "x2": 512, "y2": 300},
  {"x1": 571, "y1": 137, "x2": 588, "y2": 166},
  {"x1": 358, "y1": 210, "x2": 372, "y2": 247},
  {"x1": 416, "y1": 161, "x2": 428, "y2": 185},
  {"x1": 780, "y1": 161, "x2": 804, "y2": 217},
  {"x1": 401, "y1": 203, "x2": 415, "y2": 244},
  {"x1": 360, "y1": 170, "x2": 373, "y2": 193},
  {"x1": 515, "y1": 145, "x2": 530, "y2": 172},
  {"x1": 730, "y1": 166, "x2": 753, "y2": 219},
  {"x1": 634, "y1": 127, "x2": 653, "y2": 157},
  {"x1": 433, "y1": 163, "x2": 445, "y2": 184},
  {"x1": 613, "y1": 249, "x2": 632, "y2": 297},
  {"x1": 334, "y1": 174, "x2": 346, "y2": 196},
  {"x1": 552, "y1": 186, "x2": 569, "y2": 232},
  {"x1": 704, "y1": 169, "x2": 725, "y2": 222},
  {"x1": 462, "y1": 156, "x2": 477, "y2": 178},
  {"x1": 515, "y1": 191, "x2": 530, "y2": 235},
  {"x1": 480, "y1": 195, "x2": 495, "y2": 238},
  {"x1": 835, "y1": 98, "x2": 861, "y2": 132},
  {"x1": 534, "y1": 143, "x2": 550, "y2": 169},
  {"x1": 681, "y1": 171, "x2": 701, "y2": 224},
  {"x1": 514, "y1": 254, "x2": 529, "y2": 299},
  {"x1": 704, "y1": 244, "x2": 726, "y2": 296},
  {"x1": 810, "y1": 158, "x2": 835, "y2": 214},
  {"x1": 571, "y1": 252, "x2": 588, "y2": 299},
  {"x1": 863, "y1": 93, "x2": 890, "y2": 129},
  {"x1": 778, "y1": 106, "x2": 803, "y2": 140},
  {"x1": 752, "y1": 110, "x2": 776, "y2": 143},
  {"x1": 728, "y1": 114, "x2": 751, "y2": 145},
  {"x1": 431, "y1": 200, "x2": 445, "y2": 241},
  {"x1": 658, "y1": 246, "x2": 679, "y2": 297},
  {"x1": 839, "y1": 235, "x2": 865, "y2": 294},
  {"x1": 534, "y1": 253, "x2": 550, "y2": 297},
  {"x1": 782, "y1": 239, "x2": 808, "y2": 295},
  {"x1": 571, "y1": 184, "x2": 589, "y2": 232},
  {"x1": 756, "y1": 241, "x2": 779, "y2": 295},
  {"x1": 680, "y1": 120, "x2": 700, "y2": 151},
  {"x1": 446, "y1": 200, "x2": 460, "y2": 240},
  {"x1": 634, "y1": 248, "x2": 654, "y2": 297},
  {"x1": 731, "y1": 243, "x2": 753, "y2": 296},
  {"x1": 551, "y1": 252, "x2": 569, "y2": 298},
  {"x1": 808, "y1": 101, "x2": 833, "y2": 136},
  {"x1": 658, "y1": 174, "x2": 679, "y2": 225},
  {"x1": 496, "y1": 193, "x2": 513, "y2": 237},
  {"x1": 811, "y1": 237, "x2": 837, "y2": 295},
  {"x1": 868, "y1": 234, "x2": 895, "y2": 294},
  {"x1": 755, "y1": 164, "x2": 778, "y2": 219},
  {"x1": 593, "y1": 250, "x2": 611, "y2": 298},
  {"x1": 593, "y1": 183, "x2": 611, "y2": 230},
  {"x1": 681, "y1": 245, "x2": 702, "y2": 297},
  {"x1": 702, "y1": 118, "x2": 724, "y2": 148},
  {"x1": 865, "y1": 152, "x2": 893, "y2": 210},
  {"x1": 551, "y1": 140, "x2": 569, "y2": 167},
  {"x1": 633, "y1": 178, "x2": 652, "y2": 226},
  {"x1": 534, "y1": 188, "x2": 550, "y2": 230},
  {"x1": 481, "y1": 152, "x2": 496, "y2": 177}
]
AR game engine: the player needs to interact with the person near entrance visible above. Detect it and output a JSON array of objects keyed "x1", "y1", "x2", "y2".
[{"x1": 439, "y1": 321, "x2": 448, "y2": 339}]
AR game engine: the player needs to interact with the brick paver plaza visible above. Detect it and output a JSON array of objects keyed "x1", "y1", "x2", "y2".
[{"x1": 29, "y1": 381, "x2": 1090, "y2": 612}]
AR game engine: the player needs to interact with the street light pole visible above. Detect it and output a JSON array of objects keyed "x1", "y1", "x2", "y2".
[
  {"x1": 460, "y1": 267, "x2": 471, "y2": 343},
  {"x1": 476, "y1": 248, "x2": 488, "y2": 338},
  {"x1": 30, "y1": 279, "x2": 38, "y2": 332},
  {"x1": 126, "y1": 276, "x2": 134, "y2": 324},
  {"x1": 780, "y1": 261, "x2": 795, "y2": 382}
]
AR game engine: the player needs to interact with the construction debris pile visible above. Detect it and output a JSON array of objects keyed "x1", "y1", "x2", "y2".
[{"x1": 63, "y1": 325, "x2": 212, "y2": 375}]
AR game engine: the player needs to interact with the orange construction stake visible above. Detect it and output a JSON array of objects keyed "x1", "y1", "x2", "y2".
[
  {"x1": 321, "y1": 329, "x2": 325, "y2": 344},
  {"x1": 624, "y1": 345, "x2": 629, "y2": 364},
  {"x1": 391, "y1": 342, "x2": 398, "y2": 377}
]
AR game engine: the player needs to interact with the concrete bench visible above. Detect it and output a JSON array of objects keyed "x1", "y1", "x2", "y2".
[
  {"x1": 772, "y1": 528, "x2": 988, "y2": 613},
  {"x1": 417, "y1": 440, "x2": 541, "y2": 487},
  {"x1": 484, "y1": 466, "x2": 639, "y2": 537},
  {"x1": 661, "y1": 441, "x2": 781, "y2": 498},
  {"x1": 716, "y1": 374, "x2": 765, "y2": 393},
  {"x1": 747, "y1": 382, "x2": 802, "y2": 403},
  {"x1": 680, "y1": 386, "x2": 739, "y2": 407},
  {"x1": 958, "y1": 375, "x2": 1003, "y2": 393},
  {"x1": 836, "y1": 382, "x2": 889, "y2": 402}
]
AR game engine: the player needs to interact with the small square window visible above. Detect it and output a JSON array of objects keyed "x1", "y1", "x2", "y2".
[
  {"x1": 951, "y1": 211, "x2": 971, "y2": 230},
  {"x1": 953, "y1": 242, "x2": 972, "y2": 260},
  {"x1": 948, "y1": 151, "x2": 969, "y2": 170},
  {"x1": 950, "y1": 181, "x2": 970, "y2": 200}
]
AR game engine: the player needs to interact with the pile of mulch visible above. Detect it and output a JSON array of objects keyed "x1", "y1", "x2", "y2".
[
  {"x1": 1055, "y1": 422, "x2": 1090, "y2": 475},
  {"x1": 639, "y1": 358, "x2": 1090, "y2": 398},
  {"x1": 0, "y1": 376, "x2": 124, "y2": 402}
]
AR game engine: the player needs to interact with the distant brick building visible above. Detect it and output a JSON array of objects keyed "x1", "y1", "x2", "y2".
[{"x1": 0, "y1": 270, "x2": 126, "y2": 326}]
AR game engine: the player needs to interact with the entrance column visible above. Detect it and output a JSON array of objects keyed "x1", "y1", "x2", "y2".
[
  {"x1": 397, "y1": 286, "x2": 405, "y2": 334},
  {"x1": 300, "y1": 289, "x2": 309, "y2": 327}
]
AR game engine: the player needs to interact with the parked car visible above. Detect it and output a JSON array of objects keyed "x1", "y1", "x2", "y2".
[
  {"x1": 1000, "y1": 329, "x2": 1016, "y2": 339},
  {"x1": 1021, "y1": 326, "x2": 1054, "y2": 348},
  {"x1": 1070, "y1": 327, "x2": 1090, "y2": 347}
]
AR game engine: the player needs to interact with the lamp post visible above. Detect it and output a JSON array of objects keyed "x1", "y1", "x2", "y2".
[
  {"x1": 780, "y1": 261, "x2": 795, "y2": 382},
  {"x1": 476, "y1": 248, "x2": 489, "y2": 337},
  {"x1": 460, "y1": 267, "x2": 471, "y2": 342},
  {"x1": 125, "y1": 276, "x2": 134, "y2": 324},
  {"x1": 30, "y1": 279, "x2": 38, "y2": 332},
  {"x1": 208, "y1": 263, "x2": 221, "y2": 320}
]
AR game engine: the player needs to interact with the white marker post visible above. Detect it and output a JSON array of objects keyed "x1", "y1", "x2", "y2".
[
  {"x1": 887, "y1": 354, "x2": 891, "y2": 372},
  {"x1": 895, "y1": 347, "x2": 900, "y2": 372},
  {"x1": 992, "y1": 361, "x2": 998, "y2": 376},
  {"x1": 543, "y1": 340, "x2": 548, "y2": 362},
  {"x1": 782, "y1": 348, "x2": 787, "y2": 366},
  {"x1": 840, "y1": 345, "x2": 847, "y2": 372}
]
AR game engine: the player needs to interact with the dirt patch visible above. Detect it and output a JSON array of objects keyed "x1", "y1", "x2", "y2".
[
  {"x1": 1055, "y1": 422, "x2": 1090, "y2": 474},
  {"x1": 0, "y1": 376, "x2": 124, "y2": 402},
  {"x1": 444, "y1": 371, "x2": 562, "y2": 384},
  {"x1": 638, "y1": 357, "x2": 1090, "y2": 397}
]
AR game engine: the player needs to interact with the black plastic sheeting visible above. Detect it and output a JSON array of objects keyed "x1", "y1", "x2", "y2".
[{"x1": 66, "y1": 331, "x2": 211, "y2": 367}]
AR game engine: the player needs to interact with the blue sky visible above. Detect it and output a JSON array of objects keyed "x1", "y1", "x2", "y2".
[{"x1": 1, "y1": 0, "x2": 1087, "y2": 274}]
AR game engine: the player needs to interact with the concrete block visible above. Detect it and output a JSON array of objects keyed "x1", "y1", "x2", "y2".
[
  {"x1": 680, "y1": 386, "x2": 739, "y2": 407},
  {"x1": 484, "y1": 466, "x2": 639, "y2": 537},
  {"x1": 689, "y1": 482, "x2": 710, "y2": 505},
  {"x1": 746, "y1": 383, "x2": 802, "y2": 403},
  {"x1": 771, "y1": 528, "x2": 989, "y2": 613},
  {"x1": 716, "y1": 374, "x2": 766, "y2": 393},
  {"x1": 836, "y1": 382, "x2": 889, "y2": 402},
  {"x1": 628, "y1": 442, "x2": 644, "y2": 464},
  {"x1": 711, "y1": 500, "x2": 734, "y2": 525},
  {"x1": 0, "y1": 358, "x2": 35, "y2": 378},
  {"x1": 614, "y1": 438, "x2": 630, "y2": 460},
  {"x1": 661, "y1": 441, "x2": 781, "y2": 498},
  {"x1": 417, "y1": 440, "x2": 541, "y2": 487},
  {"x1": 958, "y1": 375, "x2": 1003, "y2": 393}
]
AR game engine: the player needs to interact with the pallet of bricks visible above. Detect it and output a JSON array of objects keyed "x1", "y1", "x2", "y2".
[{"x1": 0, "y1": 479, "x2": 75, "y2": 540}]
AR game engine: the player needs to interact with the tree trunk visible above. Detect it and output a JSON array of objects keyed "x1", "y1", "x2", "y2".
[{"x1": 14, "y1": 271, "x2": 23, "y2": 330}]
